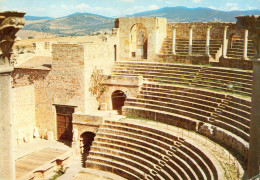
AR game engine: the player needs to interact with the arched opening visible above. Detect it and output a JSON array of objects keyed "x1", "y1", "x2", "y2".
[
  {"x1": 111, "y1": 90, "x2": 127, "y2": 115},
  {"x1": 80, "y1": 131, "x2": 96, "y2": 167},
  {"x1": 130, "y1": 23, "x2": 148, "y2": 59}
]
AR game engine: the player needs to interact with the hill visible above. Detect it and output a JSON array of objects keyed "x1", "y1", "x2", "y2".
[
  {"x1": 22, "y1": 7, "x2": 260, "y2": 37},
  {"x1": 23, "y1": 13, "x2": 114, "y2": 36},
  {"x1": 130, "y1": 6, "x2": 260, "y2": 22}
]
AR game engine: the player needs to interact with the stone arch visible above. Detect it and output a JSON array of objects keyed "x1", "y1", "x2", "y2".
[
  {"x1": 80, "y1": 131, "x2": 96, "y2": 154},
  {"x1": 130, "y1": 23, "x2": 148, "y2": 59},
  {"x1": 111, "y1": 90, "x2": 127, "y2": 114},
  {"x1": 79, "y1": 131, "x2": 96, "y2": 167}
]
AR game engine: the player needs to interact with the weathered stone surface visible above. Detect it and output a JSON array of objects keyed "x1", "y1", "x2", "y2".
[
  {"x1": 0, "y1": 11, "x2": 25, "y2": 68},
  {"x1": 236, "y1": 15, "x2": 260, "y2": 178},
  {"x1": 0, "y1": 11, "x2": 25, "y2": 180}
]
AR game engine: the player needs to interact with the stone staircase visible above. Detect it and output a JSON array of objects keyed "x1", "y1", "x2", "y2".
[
  {"x1": 227, "y1": 39, "x2": 255, "y2": 59},
  {"x1": 86, "y1": 120, "x2": 219, "y2": 180},
  {"x1": 160, "y1": 37, "x2": 222, "y2": 59}
]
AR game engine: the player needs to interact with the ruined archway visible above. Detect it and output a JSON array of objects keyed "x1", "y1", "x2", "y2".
[
  {"x1": 111, "y1": 90, "x2": 127, "y2": 115},
  {"x1": 130, "y1": 23, "x2": 148, "y2": 59},
  {"x1": 80, "y1": 131, "x2": 96, "y2": 167}
]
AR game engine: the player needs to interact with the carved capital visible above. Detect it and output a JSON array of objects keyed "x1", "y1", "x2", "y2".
[
  {"x1": 236, "y1": 15, "x2": 260, "y2": 59},
  {"x1": 0, "y1": 11, "x2": 25, "y2": 68}
]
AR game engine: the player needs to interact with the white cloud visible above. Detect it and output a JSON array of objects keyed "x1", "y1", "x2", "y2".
[
  {"x1": 225, "y1": 3, "x2": 239, "y2": 11},
  {"x1": 124, "y1": 4, "x2": 159, "y2": 15},
  {"x1": 245, "y1": 6, "x2": 255, "y2": 10},
  {"x1": 209, "y1": 6, "x2": 217, "y2": 10},
  {"x1": 193, "y1": 0, "x2": 202, "y2": 3},
  {"x1": 148, "y1": 5, "x2": 159, "y2": 10}
]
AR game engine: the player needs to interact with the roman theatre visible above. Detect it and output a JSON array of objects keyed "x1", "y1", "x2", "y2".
[{"x1": 0, "y1": 11, "x2": 260, "y2": 180}]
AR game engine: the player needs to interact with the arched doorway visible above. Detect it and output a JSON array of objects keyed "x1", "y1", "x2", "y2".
[
  {"x1": 80, "y1": 131, "x2": 96, "y2": 167},
  {"x1": 111, "y1": 90, "x2": 127, "y2": 115},
  {"x1": 130, "y1": 23, "x2": 148, "y2": 59}
]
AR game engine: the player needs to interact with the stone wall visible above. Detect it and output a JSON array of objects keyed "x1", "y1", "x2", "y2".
[
  {"x1": 12, "y1": 40, "x2": 116, "y2": 138},
  {"x1": 218, "y1": 57, "x2": 253, "y2": 70},
  {"x1": 12, "y1": 85, "x2": 35, "y2": 144},
  {"x1": 118, "y1": 17, "x2": 167, "y2": 61},
  {"x1": 167, "y1": 22, "x2": 240, "y2": 40},
  {"x1": 158, "y1": 54, "x2": 210, "y2": 65},
  {"x1": 12, "y1": 68, "x2": 50, "y2": 140},
  {"x1": 100, "y1": 75, "x2": 143, "y2": 110},
  {"x1": 72, "y1": 113, "x2": 103, "y2": 139},
  {"x1": 83, "y1": 41, "x2": 116, "y2": 114}
]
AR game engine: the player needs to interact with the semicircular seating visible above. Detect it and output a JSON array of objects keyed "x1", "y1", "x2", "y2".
[
  {"x1": 112, "y1": 61, "x2": 251, "y2": 160},
  {"x1": 86, "y1": 120, "x2": 219, "y2": 180}
]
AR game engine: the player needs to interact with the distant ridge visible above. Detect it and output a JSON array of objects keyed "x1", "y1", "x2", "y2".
[
  {"x1": 22, "y1": 6, "x2": 260, "y2": 37},
  {"x1": 130, "y1": 6, "x2": 260, "y2": 22},
  {"x1": 25, "y1": 16, "x2": 53, "y2": 21},
  {"x1": 23, "y1": 12, "x2": 114, "y2": 36}
]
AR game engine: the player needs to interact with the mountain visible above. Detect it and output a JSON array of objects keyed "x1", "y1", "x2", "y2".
[
  {"x1": 25, "y1": 15, "x2": 53, "y2": 21},
  {"x1": 23, "y1": 12, "x2": 114, "y2": 36},
  {"x1": 22, "y1": 7, "x2": 260, "y2": 37},
  {"x1": 130, "y1": 6, "x2": 260, "y2": 22}
]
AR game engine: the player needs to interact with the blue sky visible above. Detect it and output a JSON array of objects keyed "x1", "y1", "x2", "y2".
[{"x1": 0, "y1": 0, "x2": 259, "y2": 18}]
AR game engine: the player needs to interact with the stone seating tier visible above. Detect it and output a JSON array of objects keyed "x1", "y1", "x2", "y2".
[
  {"x1": 86, "y1": 120, "x2": 218, "y2": 180},
  {"x1": 160, "y1": 38, "x2": 222, "y2": 57},
  {"x1": 112, "y1": 61, "x2": 252, "y2": 96},
  {"x1": 124, "y1": 99, "x2": 211, "y2": 122},
  {"x1": 227, "y1": 39, "x2": 255, "y2": 59},
  {"x1": 134, "y1": 83, "x2": 250, "y2": 141}
]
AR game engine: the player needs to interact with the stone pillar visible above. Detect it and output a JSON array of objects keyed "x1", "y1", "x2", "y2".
[
  {"x1": 243, "y1": 29, "x2": 248, "y2": 59},
  {"x1": 222, "y1": 26, "x2": 228, "y2": 58},
  {"x1": 189, "y1": 26, "x2": 194, "y2": 55},
  {"x1": 0, "y1": 11, "x2": 25, "y2": 180},
  {"x1": 236, "y1": 15, "x2": 260, "y2": 179},
  {"x1": 172, "y1": 26, "x2": 177, "y2": 55},
  {"x1": 205, "y1": 26, "x2": 211, "y2": 56}
]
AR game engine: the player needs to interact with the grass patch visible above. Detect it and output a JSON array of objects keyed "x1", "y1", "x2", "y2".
[{"x1": 49, "y1": 166, "x2": 66, "y2": 180}]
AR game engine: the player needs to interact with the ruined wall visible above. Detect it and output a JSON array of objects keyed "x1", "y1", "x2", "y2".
[
  {"x1": 34, "y1": 41, "x2": 54, "y2": 56},
  {"x1": 12, "y1": 85, "x2": 35, "y2": 144},
  {"x1": 50, "y1": 44, "x2": 85, "y2": 112},
  {"x1": 12, "y1": 68, "x2": 49, "y2": 142},
  {"x1": 118, "y1": 17, "x2": 167, "y2": 61},
  {"x1": 34, "y1": 44, "x2": 86, "y2": 138},
  {"x1": 83, "y1": 40, "x2": 116, "y2": 114},
  {"x1": 167, "y1": 22, "x2": 240, "y2": 40},
  {"x1": 156, "y1": 18, "x2": 167, "y2": 54}
]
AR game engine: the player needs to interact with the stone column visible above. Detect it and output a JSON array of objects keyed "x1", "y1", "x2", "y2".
[
  {"x1": 243, "y1": 29, "x2": 248, "y2": 59},
  {"x1": 236, "y1": 15, "x2": 260, "y2": 179},
  {"x1": 205, "y1": 26, "x2": 211, "y2": 56},
  {"x1": 222, "y1": 26, "x2": 228, "y2": 58},
  {"x1": 189, "y1": 26, "x2": 194, "y2": 55},
  {"x1": 0, "y1": 11, "x2": 25, "y2": 180},
  {"x1": 172, "y1": 26, "x2": 177, "y2": 55}
]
